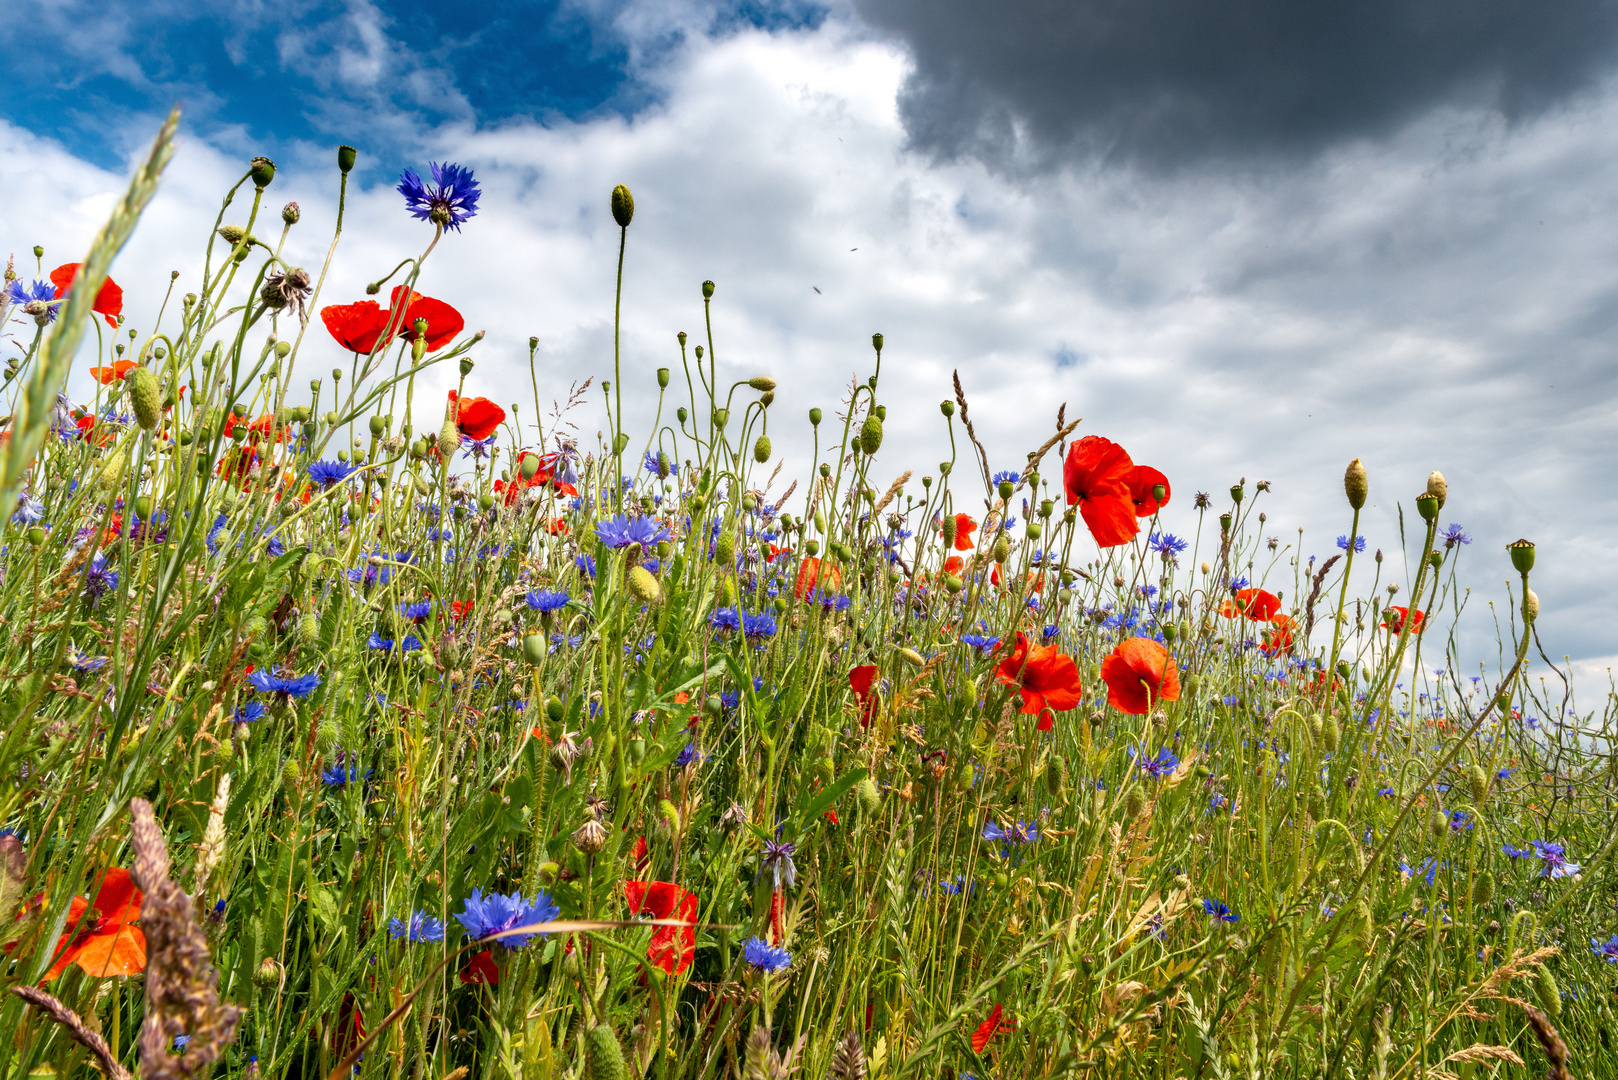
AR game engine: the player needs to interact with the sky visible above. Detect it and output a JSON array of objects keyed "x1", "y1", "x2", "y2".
[{"x1": 3, "y1": 0, "x2": 1617, "y2": 703}]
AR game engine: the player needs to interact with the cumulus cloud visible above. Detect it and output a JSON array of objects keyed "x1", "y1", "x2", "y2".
[
  {"x1": 855, "y1": 0, "x2": 1618, "y2": 171},
  {"x1": 2, "y1": 19, "x2": 1614, "y2": 699}
]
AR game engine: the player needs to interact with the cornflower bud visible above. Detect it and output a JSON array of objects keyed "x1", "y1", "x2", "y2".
[{"x1": 281, "y1": 202, "x2": 301, "y2": 225}]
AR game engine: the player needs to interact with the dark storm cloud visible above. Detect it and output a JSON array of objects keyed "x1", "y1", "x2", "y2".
[{"x1": 854, "y1": 0, "x2": 1618, "y2": 168}]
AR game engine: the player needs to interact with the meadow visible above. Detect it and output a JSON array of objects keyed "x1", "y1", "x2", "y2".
[{"x1": 0, "y1": 113, "x2": 1613, "y2": 1080}]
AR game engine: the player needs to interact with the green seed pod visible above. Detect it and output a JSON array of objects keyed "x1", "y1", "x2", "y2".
[
  {"x1": 715, "y1": 530, "x2": 736, "y2": 566},
  {"x1": 280, "y1": 757, "x2": 302, "y2": 791},
  {"x1": 1322, "y1": 716, "x2": 1340, "y2": 753},
  {"x1": 26, "y1": 527, "x2": 45, "y2": 546},
  {"x1": 127, "y1": 367, "x2": 162, "y2": 430},
  {"x1": 1415, "y1": 493, "x2": 1439, "y2": 521},
  {"x1": 1025, "y1": 521, "x2": 1042, "y2": 540},
  {"x1": 218, "y1": 223, "x2": 247, "y2": 246},
  {"x1": 438, "y1": 418, "x2": 461, "y2": 457},
  {"x1": 754, "y1": 434, "x2": 771, "y2": 463},
  {"x1": 1124, "y1": 787, "x2": 1148, "y2": 821},
  {"x1": 943, "y1": 574, "x2": 964, "y2": 594},
  {"x1": 627, "y1": 565, "x2": 661, "y2": 605},
  {"x1": 585, "y1": 1024, "x2": 627, "y2": 1080},
  {"x1": 859, "y1": 413, "x2": 883, "y2": 455},
  {"x1": 1507, "y1": 538, "x2": 1535, "y2": 574},
  {"x1": 993, "y1": 535, "x2": 1011, "y2": 563},
  {"x1": 610, "y1": 185, "x2": 634, "y2": 228},
  {"x1": 809, "y1": 407, "x2": 822, "y2": 426},
  {"x1": 522, "y1": 633, "x2": 547, "y2": 666},
  {"x1": 1469, "y1": 764, "x2": 1489, "y2": 805},
  {"x1": 899, "y1": 647, "x2": 924, "y2": 668},
  {"x1": 704, "y1": 695, "x2": 724, "y2": 718},
  {"x1": 546, "y1": 696, "x2": 564, "y2": 722},
  {"x1": 250, "y1": 156, "x2": 277, "y2": 189},
  {"x1": 338, "y1": 145, "x2": 358, "y2": 174},
  {"x1": 1535, "y1": 965, "x2": 1561, "y2": 1018},
  {"x1": 856, "y1": 777, "x2": 881, "y2": 815},
  {"x1": 1044, "y1": 755, "x2": 1066, "y2": 799},
  {"x1": 1344, "y1": 458, "x2": 1368, "y2": 510},
  {"x1": 656, "y1": 367, "x2": 670, "y2": 389},
  {"x1": 1430, "y1": 812, "x2": 1449, "y2": 839},
  {"x1": 297, "y1": 613, "x2": 321, "y2": 646},
  {"x1": 1473, "y1": 871, "x2": 1496, "y2": 905},
  {"x1": 712, "y1": 408, "x2": 728, "y2": 429}
]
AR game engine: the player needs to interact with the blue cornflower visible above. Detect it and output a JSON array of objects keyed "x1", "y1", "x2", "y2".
[
  {"x1": 1336, "y1": 535, "x2": 1367, "y2": 553},
  {"x1": 961, "y1": 633, "x2": 1001, "y2": 654},
  {"x1": 720, "y1": 690, "x2": 740, "y2": 710},
  {"x1": 740, "y1": 936, "x2": 791, "y2": 972},
  {"x1": 710, "y1": 607, "x2": 741, "y2": 632},
  {"x1": 233, "y1": 701, "x2": 266, "y2": 724},
  {"x1": 461, "y1": 433, "x2": 497, "y2": 460},
  {"x1": 1399, "y1": 858, "x2": 1441, "y2": 887},
  {"x1": 1201, "y1": 899, "x2": 1239, "y2": 923},
  {"x1": 937, "y1": 875, "x2": 975, "y2": 897},
  {"x1": 322, "y1": 762, "x2": 370, "y2": 789},
  {"x1": 452, "y1": 888, "x2": 560, "y2": 950},
  {"x1": 1148, "y1": 531, "x2": 1188, "y2": 557},
  {"x1": 6, "y1": 279, "x2": 57, "y2": 321},
  {"x1": 1496, "y1": 767, "x2": 1514, "y2": 781},
  {"x1": 83, "y1": 553, "x2": 118, "y2": 601},
  {"x1": 1502, "y1": 843, "x2": 1534, "y2": 860},
  {"x1": 595, "y1": 514, "x2": 670, "y2": 550},
  {"x1": 247, "y1": 668, "x2": 322, "y2": 700},
  {"x1": 12, "y1": 494, "x2": 44, "y2": 525},
  {"x1": 674, "y1": 742, "x2": 702, "y2": 768},
  {"x1": 1136, "y1": 747, "x2": 1180, "y2": 779},
  {"x1": 1377, "y1": 786, "x2": 1396, "y2": 798},
  {"x1": 574, "y1": 554, "x2": 596, "y2": 579},
  {"x1": 1041, "y1": 624, "x2": 1060, "y2": 641},
  {"x1": 389, "y1": 911, "x2": 447, "y2": 943},
  {"x1": 761, "y1": 839, "x2": 797, "y2": 889},
  {"x1": 990, "y1": 469, "x2": 1020, "y2": 489},
  {"x1": 67, "y1": 643, "x2": 108, "y2": 673},
  {"x1": 400, "y1": 599, "x2": 432, "y2": 622},
  {"x1": 397, "y1": 162, "x2": 481, "y2": 231},
  {"x1": 1441, "y1": 524, "x2": 1472, "y2": 548},
  {"x1": 308, "y1": 460, "x2": 356, "y2": 487},
  {"x1": 525, "y1": 589, "x2": 570, "y2": 612},
  {"x1": 173, "y1": 1035, "x2": 191, "y2": 1051},
  {"x1": 741, "y1": 610, "x2": 777, "y2": 639},
  {"x1": 1592, "y1": 934, "x2": 1618, "y2": 963},
  {"x1": 1230, "y1": 576, "x2": 1250, "y2": 591},
  {"x1": 1448, "y1": 811, "x2": 1474, "y2": 833},
  {"x1": 1530, "y1": 840, "x2": 1580, "y2": 879},
  {"x1": 643, "y1": 451, "x2": 678, "y2": 477},
  {"x1": 366, "y1": 633, "x2": 395, "y2": 652}
]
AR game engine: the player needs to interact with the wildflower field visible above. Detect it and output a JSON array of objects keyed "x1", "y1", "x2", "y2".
[{"x1": 1, "y1": 114, "x2": 1615, "y2": 1080}]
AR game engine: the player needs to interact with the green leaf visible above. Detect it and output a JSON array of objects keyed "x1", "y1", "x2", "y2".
[{"x1": 799, "y1": 766, "x2": 867, "y2": 829}]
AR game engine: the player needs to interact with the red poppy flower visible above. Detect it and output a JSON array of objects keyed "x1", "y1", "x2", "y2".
[
  {"x1": 448, "y1": 389, "x2": 505, "y2": 441},
  {"x1": 1381, "y1": 606, "x2": 1425, "y2": 634},
  {"x1": 994, "y1": 633, "x2": 1082, "y2": 728},
  {"x1": 1100, "y1": 638, "x2": 1181, "y2": 716},
  {"x1": 1062, "y1": 436, "x2": 1139, "y2": 548},
  {"x1": 971, "y1": 1003, "x2": 1015, "y2": 1054},
  {"x1": 943, "y1": 555, "x2": 964, "y2": 576},
  {"x1": 849, "y1": 664, "x2": 879, "y2": 728},
  {"x1": 88, "y1": 359, "x2": 136, "y2": 385},
  {"x1": 1219, "y1": 588, "x2": 1281, "y2": 622},
  {"x1": 795, "y1": 556, "x2": 842, "y2": 601},
  {"x1": 631, "y1": 836, "x2": 651, "y2": 874},
  {"x1": 625, "y1": 881, "x2": 699, "y2": 976},
  {"x1": 321, "y1": 301, "x2": 395, "y2": 354},
  {"x1": 1260, "y1": 614, "x2": 1296, "y2": 657},
  {"x1": 50, "y1": 263, "x2": 123, "y2": 328},
  {"x1": 450, "y1": 599, "x2": 474, "y2": 621},
  {"x1": 952, "y1": 513, "x2": 978, "y2": 551},
  {"x1": 1127, "y1": 465, "x2": 1171, "y2": 517},
  {"x1": 389, "y1": 286, "x2": 464, "y2": 352},
  {"x1": 459, "y1": 950, "x2": 500, "y2": 985},
  {"x1": 41, "y1": 868, "x2": 146, "y2": 981}
]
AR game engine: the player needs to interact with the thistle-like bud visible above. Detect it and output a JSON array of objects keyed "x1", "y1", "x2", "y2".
[
  {"x1": 281, "y1": 202, "x2": 301, "y2": 225},
  {"x1": 754, "y1": 435, "x2": 771, "y2": 463},
  {"x1": 218, "y1": 224, "x2": 247, "y2": 246},
  {"x1": 627, "y1": 565, "x2": 661, "y2": 605},
  {"x1": 993, "y1": 534, "x2": 1011, "y2": 563},
  {"x1": 859, "y1": 413, "x2": 883, "y2": 455},
  {"x1": 337, "y1": 145, "x2": 358, "y2": 174},
  {"x1": 1430, "y1": 812, "x2": 1449, "y2": 839},
  {"x1": 255, "y1": 956, "x2": 285, "y2": 988},
  {"x1": 1044, "y1": 755, "x2": 1066, "y2": 799},
  {"x1": 586, "y1": 1024, "x2": 627, "y2": 1080},
  {"x1": 1344, "y1": 458, "x2": 1368, "y2": 510},
  {"x1": 572, "y1": 818, "x2": 609, "y2": 855},
  {"x1": 611, "y1": 185, "x2": 635, "y2": 227},
  {"x1": 1426, "y1": 470, "x2": 1447, "y2": 508},
  {"x1": 715, "y1": 530, "x2": 736, "y2": 566},
  {"x1": 250, "y1": 156, "x2": 277, "y2": 188},
  {"x1": 127, "y1": 367, "x2": 162, "y2": 430},
  {"x1": 1508, "y1": 538, "x2": 1535, "y2": 574},
  {"x1": 1322, "y1": 716, "x2": 1340, "y2": 753}
]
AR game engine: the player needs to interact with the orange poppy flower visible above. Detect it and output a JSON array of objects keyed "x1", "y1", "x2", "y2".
[
  {"x1": 849, "y1": 664, "x2": 879, "y2": 728},
  {"x1": 1381, "y1": 606, "x2": 1425, "y2": 634},
  {"x1": 448, "y1": 390, "x2": 505, "y2": 441},
  {"x1": 321, "y1": 301, "x2": 394, "y2": 354},
  {"x1": 625, "y1": 881, "x2": 698, "y2": 975},
  {"x1": 450, "y1": 599, "x2": 474, "y2": 621},
  {"x1": 1062, "y1": 436, "x2": 1139, "y2": 548},
  {"x1": 952, "y1": 513, "x2": 977, "y2": 551},
  {"x1": 994, "y1": 633, "x2": 1082, "y2": 727},
  {"x1": 795, "y1": 556, "x2": 842, "y2": 601},
  {"x1": 1100, "y1": 638, "x2": 1181, "y2": 715},
  {"x1": 971, "y1": 1003, "x2": 1015, "y2": 1054},
  {"x1": 943, "y1": 555, "x2": 964, "y2": 575},
  {"x1": 1127, "y1": 465, "x2": 1171, "y2": 516},
  {"x1": 42, "y1": 867, "x2": 146, "y2": 981},
  {"x1": 50, "y1": 263, "x2": 123, "y2": 328},
  {"x1": 1260, "y1": 614, "x2": 1296, "y2": 657},
  {"x1": 88, "y1": 359, "x2": 136, "y2": 385},
  {"x1": 390, "y1": 286, "x2": 464, "y2": 351},
  {"x1": 1219, "y1": 588, "x2": 1281, "y2": 622}
]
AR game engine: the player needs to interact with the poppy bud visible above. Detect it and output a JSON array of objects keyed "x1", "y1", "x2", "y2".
[
  {"x1": 250, "y1": 156, "x2": 276, "y2": 189},
  {"x1": 713, "y1": 408, "x2": 728, "y2": 429},
  {"x1": 1344, "y1": 458, "x2": 1368, "y2": 510},
  {"x1": 337, "y1": 145, "x2": 358, "y2": 174},
  {"x1": 993, "y1": 535, "x2": 1011, "y2": 563},
  {"x1": 627, "y1": 566, "x2": 661, "y2": 605},
  {"x1": 610, "y1": 184, "x2": 634, "y2": 227},
  {"x1": 1426, "y1": 470, "x2": 1447, "y2": 508},
  {"x1": 900, "y1": 647, "x2": 924, "y2": 667},
  {"x1": 754, "y1": 435, "x2": 771, "y2": 463},
  {"x1": 1044, "y1": 755, "x2": 1066, "y2": 799},
  {"x1": 760, "y1": 390, "x2": 774, "y2": 407},
  {"x1": 478, "y1": 493, "x2": 495, "y2": 511},
  {"x1": 1535, "y1": 966, "x2": 1561, "y2": 1018},
  {"x1": 282, "y1": 202, "x2": 301, "y2": 225},
  {"x1": 677, "y1": 407, "x2": 688, "y2": 424},
  {"x1": 808, "y1": 407, "x2": 822, "y2": 427},
  {"x1": 804, "y1": 539, "x2": 820, "y2": 557},
  {"x1": 1322, "y1": 716, "x2": 1340, "y2": 753},
  {"x1": 1507, "y1": 538, "x2": 1535, "y2": 574},
  {"x1": 859, "y1": 414, "x2": 883, "y2": 455},
  {"x1": 940, "y1": 400, "x2": 955, "y2": 417},
  {"x1": 944, "y1": 574, "x2": 963, "y2": 593},
  {"x1": 128, "y1": 367, "x2": 162, "y2": 430},
  {"x1": 521, "y1": 454, "x2": 541, "y2": 480},
  {"x1": 655, "y1": 450, "x2": 670, "y2": 479},
  {"x1": 1415, "y1": 493, "x2": 1439, "y2": 521},
  {"x1": 369, "y1": 415, "x2": 386, "y2": 437},
  {"x1": 1124, "y1": 787, "x2": 1148, "y2": 821},
  {"x1": 856, "y1": 777, "x2": 882, "y2": 815},
  {"x1": 522, "y1": 633, "x2": 546, "y2": 666},
  {"x1": 656, "y1": 367, "x2": 670, "y2": 389},
  {"x1": 715, "y1": 531, "x2": 735, "y2": 565},
  {"x1": 748, "y1": 376, "x2": 777, "y2": 392},
  {"x1": 941, "y1": 515, "x2": 957, "y2": 545},
  {"x1": 1468, "y1": 764, "x2": 1489, "y2": 805},
  {"x1": 702, "y1": 280, "x2": 715, "y2": 299},
  {"x1": 1524, "y1": 588, "x2": 1539, "y2": 623},
  {"x1": 32, "y1": 245, "x2": 43, "y2": 259},
  {"x1": 438, "y1": 419, "x2": 460, "y2": 456}
]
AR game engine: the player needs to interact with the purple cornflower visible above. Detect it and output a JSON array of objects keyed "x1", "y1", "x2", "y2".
[
  {"x1": 12, "y1": 494, "x2": 44, "y2": 525},
  {"x1": 594, "y1": 514, "x2": 670, "y2": 550},
  {"x1": 83, "y1": 553, "x2": 117, "y2": 601},
  {"x1": 400, "y1": 599, "x2": 432, "y2": 622},
  {"x1": 389, "y1": 911, "x2": 447, "y2": 943},
  {"x1": 525, "y1": 589, "x2": 569, "y2": 612},
  {"x1": 1336, "y1": 535, "x2": 1367, "y2": 554},
  {"x1": 990, "y1": 469, "x2": 1020, "y2": 489},
  {"x1": 321, "y1": 762, "x2": 370, "y2": 788},
  {"x1": 452, "y1": 888, "x2": 559, "y2": 950},
  {"x1": 761, "y1": 839, "x2": 797, "y2": 889},
  {"x1": 233, "y1": 701, "x2": 266, "y2": 723},
  {"x1": 67, "y1": 643, "x2": 108, "y2": 673},
  {"x1": 1148, "y1": 531, "x2": 1188, "y2": 557},
  {"x1": 1201, "y1": 899, "x2": 1239, "y2": 923},
  {"x1": 308, "y1": 460, "x2": 355, "y2": 487},
  {"x1": 710, "y1": 607, "x2": 741, "y2": 633},
  {"x1": 741, "y1": 936, "x2": 791, "y2": 972},
  {"x1": 1530, "y1": 840, "x2": 1580, "y2": 879},
  {"x1": 6, "y1": 279, "x2": 57, "y2": 322},
  {"x1": 1136, "y1": 746, "x2": 1180, "y2": 780},
  {"x1": 741, "y1": 610, "x2": 777, "y2": 639},
  {"x1": 461, "y1": 433, "x2": 497, "y2": 460},
  {"x1": 961, "y1": 633, "x2": 1001, "y2": 654},
  {"x1": 674, "y1": 742, "x2": 702, "y2": 768},
  {"x1": 1441, "y1": 524, "x2": 1473, "y2": 548},
  {"x1": 574, "y1": 553, "x2": 596, "y2": 579},
  {"x1": 247, "y1": 668, "x2": 322, "y2": 701},
  {"x1": 1592, "y1": 934, "x2": 1618, "y2": 963},
  {"x1": 397, "y1": 162, "x2": 481, "y2": 231}
]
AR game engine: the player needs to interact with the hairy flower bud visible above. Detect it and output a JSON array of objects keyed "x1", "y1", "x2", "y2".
[
  {"x1": 627, "y1": 565, "x2": 661, "y2": 605},
  {"x1": 754, "y1": 434, "x2": 771, "y2": 463},
  {"x1": 1469, "y1": 764, "x2": 1489, "y2": 805},
  {"x1": 1344, "y1": 458, "x2": 1368, "y2": 510},
  {"x1": 1473, "y1": 870, "x2": 1496, "y2": 905},
  {"x1": 856, "y1": 777, "x2": 881, "y2": 815},
  {"x1": 610, "y1": 184, "x2": 634, "y2": 228},
  {"x1": 859, "y1": 413, "x2": 883, "y2": 455},
  {"x1": 438, "y1": 418, "x2": 460, "y2": 457},
  {"x1": 127, "y1": 367, "x2": 162, "y2": 431}
]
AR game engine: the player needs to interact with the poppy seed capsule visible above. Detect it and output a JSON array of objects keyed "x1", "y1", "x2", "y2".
[
  {"x1": 859, "y1": 414, "x2": 883, "y2": 455},
  {"x1": 702, "y1": 280, "x2": 715, "y2": 299},
  {"x1": 1344, "y1": 458, "x2": 1368, "y2": 510},
  {"x1": 337, "y1": 145, "x2": 357, "y2": 173},
  {"x1": 127, "y1": 367, "x2": 161, "y2": 430},
  {"x1": 610, "y1": 184, "x2": 634, "y2": 227},
  {"x1": 250, "y1": 156, "x2": 276, "y2": 188},
  {"x1": 940, "y1": 400, "x2": 955, "y2": 417},
  {"x1": 656, "y1": 367, "x2": 670, "y2": 389},
  {"x1": 1508, "y1": 538, "x2": 1535, "y2": 574},
  {"x1": 1415, "y1": 493, "x2": 1439, "y2": 521}
]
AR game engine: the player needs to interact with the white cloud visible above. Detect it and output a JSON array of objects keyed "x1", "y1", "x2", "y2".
[{"x1": 3, "y1": 19, "x2": 1615, "y2": 697}]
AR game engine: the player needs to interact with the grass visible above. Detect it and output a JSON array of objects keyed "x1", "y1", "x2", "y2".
[{"x1": 0, "y1": 119, "x2": 1614, "y2": 1080}]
